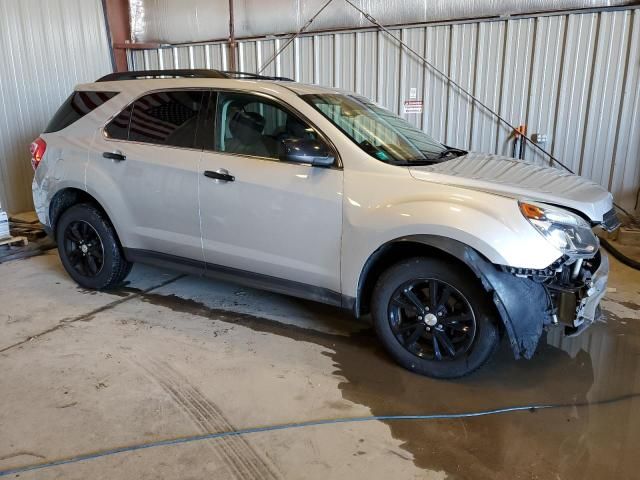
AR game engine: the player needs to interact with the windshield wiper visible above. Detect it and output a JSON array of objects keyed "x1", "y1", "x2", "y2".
[
  {"x1": 397, "y1": 148, "x2": 468, "y2": 165},
  {"x1": 393, "y1": 158, "x2": 438, "y2": 166}
]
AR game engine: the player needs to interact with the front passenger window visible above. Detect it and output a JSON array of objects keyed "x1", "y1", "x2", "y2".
[{"x1": 213, "y1": 92, "x2": 318, "y2": 160}]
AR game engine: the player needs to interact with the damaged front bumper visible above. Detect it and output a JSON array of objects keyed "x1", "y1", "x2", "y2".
[
  {"x1": 465, "y1": 249, "x2": 609, "y2": 360},
  {"x1": 552, "y1": 252, "x2": 609, "y2": 336}
]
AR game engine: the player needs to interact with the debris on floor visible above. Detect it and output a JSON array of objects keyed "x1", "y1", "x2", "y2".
[{"x1": 0, "y1": 211, "x2": 56, "y2": 264}]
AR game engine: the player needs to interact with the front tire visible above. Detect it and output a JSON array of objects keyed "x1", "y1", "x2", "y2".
[
  {"x1": 371, "y1": 257, "x2": 499, "y2": 378},
  {"x1": 56, "y1": 204, "x2": 132, "y2": 289}
]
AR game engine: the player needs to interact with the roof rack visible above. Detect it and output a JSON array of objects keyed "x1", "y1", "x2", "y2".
[
  {"x1": 96, "y1": 69, "x2": 295, "y2": 83},
  {"x1": 222, "y1": 71, "x2": 294, "y2": 82},
  {"x1": 96, "y1": 69, "x2": 229, "y2": 82}
]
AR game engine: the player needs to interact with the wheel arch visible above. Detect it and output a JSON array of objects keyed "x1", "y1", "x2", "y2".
[
  {"x1": 49, "y1": 188, "x2": 112, "y2": 237},
  {"x1": 355, "y1": 234, "x2": 552, "y2": 361},
  {"x1": 354, "y1": 235, "x2": 495, "y2": 318}
]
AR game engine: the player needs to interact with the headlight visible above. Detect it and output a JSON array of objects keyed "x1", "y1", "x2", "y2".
[{"x1": 519, "y1": 202, "x2": 598, "y2": 256}]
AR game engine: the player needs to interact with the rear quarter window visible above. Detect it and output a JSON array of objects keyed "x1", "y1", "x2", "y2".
[{"x1": 44, "y1": 91, "x2": 118, "y2": 133}]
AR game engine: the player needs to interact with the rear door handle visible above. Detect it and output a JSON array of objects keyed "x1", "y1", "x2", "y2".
[
  {"x1": 204, "y1": 169, "x2": 235, "y2": 182},
  {"x1": 103, "y1": 151, "x2": 126, "y2": 161}
]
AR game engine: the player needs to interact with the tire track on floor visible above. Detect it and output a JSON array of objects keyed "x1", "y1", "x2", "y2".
[
  {"x1": 136, "y1": 358, "x2": 280, "y2": 480},
  {"x1": 133, "y1": 358, "x2": 240, "y2": 478}
]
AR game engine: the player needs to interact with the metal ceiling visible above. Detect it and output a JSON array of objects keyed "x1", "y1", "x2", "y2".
[{"x1": 130, "y1": 0, "x2": 637, "y2": 44}]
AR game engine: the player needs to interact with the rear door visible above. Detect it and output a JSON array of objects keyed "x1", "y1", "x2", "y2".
[
  {"x1": 89, "y1": 89, "x2": 208, "y2": 263},
  {"x1": 197, "y1": 90, "x2": 343, "y2": 297}
]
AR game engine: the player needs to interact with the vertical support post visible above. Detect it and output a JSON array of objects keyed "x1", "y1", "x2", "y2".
[
  {"x1": 103, "y1": 0, "x2": 131, "y2": 72},
  {"x1": 228, "y1": 0, "x2": 237, "y2": 71}
]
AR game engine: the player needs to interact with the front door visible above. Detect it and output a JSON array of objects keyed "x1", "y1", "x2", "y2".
[{"x1": 197, "y1": 91, "x2": 343, "y2": 297}]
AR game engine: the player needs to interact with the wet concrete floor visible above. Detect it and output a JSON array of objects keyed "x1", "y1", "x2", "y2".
[{"x1": 0, "y1": 250, "x2": 639, "y2": 479}]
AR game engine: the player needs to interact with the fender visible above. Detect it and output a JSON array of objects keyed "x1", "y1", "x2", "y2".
[{"x1": 356, "y1": 235, "x2": 551, "y2": 359}]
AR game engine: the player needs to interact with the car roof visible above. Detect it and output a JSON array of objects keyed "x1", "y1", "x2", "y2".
[{"x1": 76, "y1": 77, "x2": 348, "y2": 97}]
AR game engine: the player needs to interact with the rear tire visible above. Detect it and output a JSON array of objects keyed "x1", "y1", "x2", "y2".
[
  {"x1": 371, "y1": 257, "x2": 499, "y2": 379},
  {"x1": 56, "y1": 204, "x2": 132, "y2": 289}
]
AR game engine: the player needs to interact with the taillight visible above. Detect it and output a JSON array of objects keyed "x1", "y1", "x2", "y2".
[{"x1": 30, "y1": 137, "x2": 47, "y2": 171}]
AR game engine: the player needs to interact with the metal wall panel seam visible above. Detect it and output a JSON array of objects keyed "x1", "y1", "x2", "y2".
[
  {"x1": 256, "y1": 40, "x2": 263, "y2": 73},
  {"x1": 275, "y1": 38, "x2": 282, "y2": 77},
  {"x1": 398, "y1": 29, "x2": 406, "y2": 121},
  {"x1": 222, "y1": 41, "x2": 229, "y2": 70},
  {"x1": 492, "y1": 20, "x2": 509, "y2": 154},
  {"x1": 333, "y1": 34, "x2": 339, "y2": 88},
  {"x1": 313, "y1": 35, "x2": 319, "y2": 84},
  {"x1": 468, "y1": 21, "x2": 482, "y2": 149},
  {"x1": 604, "y1": 11, "x2": 632, "y2": 191},
  {"x1": 376, "y1": 30, "x2": 383, "y2": 103},
  {"x1": 353, "y1": 32, "x2": 360, "y2": 94},
  {"x1": 522, "y1": 17, "x2": 540, "y2": 163},
  {"x1": 238, "y1": 41, "x2": 245, "y2": 72},
  {"x1": 294, "y1": 37, "x2": 301, "y2": 81},
  {"x1": 578, "y1": 11, "x2": 600, "y2": 178},
  {"x1": 204, "y1": 44, "x2": 211, "y2": 69},
  {"x1": 188, "y1": 45, "x2": 195, "y2": 69}
]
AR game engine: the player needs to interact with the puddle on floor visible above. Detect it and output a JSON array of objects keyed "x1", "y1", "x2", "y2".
[{"x1": 102, "y1": 283, "x2": 640, "y2": 479}]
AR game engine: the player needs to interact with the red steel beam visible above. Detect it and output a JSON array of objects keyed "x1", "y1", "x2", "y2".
[{"x1": 103, "y1": 0, "x2": 131, "y2": 72}]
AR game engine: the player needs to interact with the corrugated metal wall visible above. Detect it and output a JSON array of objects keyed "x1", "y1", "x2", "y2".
[
  {"x1": 0, "y1": 0, "x2": 113, "y2": 214},
  {"x1": 130, "y1": 7, "x2": 640, "y2": 214}
]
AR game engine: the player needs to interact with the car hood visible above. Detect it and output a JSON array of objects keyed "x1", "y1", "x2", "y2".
[{"x1": 409, "y1": 152, "x2": 613, "y2": 222}]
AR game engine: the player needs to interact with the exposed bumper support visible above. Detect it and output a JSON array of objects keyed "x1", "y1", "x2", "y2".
[
  {"x1": 574, "y1": 251, "x2": 609, "y2": 326},
  {"x1": 565, "y1": 252, "x2": 609, "y2": 337}
]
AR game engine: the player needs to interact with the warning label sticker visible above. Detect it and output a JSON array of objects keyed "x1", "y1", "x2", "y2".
[{"x1": 403, "y1": 100, "x2": 423, "y2": 114}]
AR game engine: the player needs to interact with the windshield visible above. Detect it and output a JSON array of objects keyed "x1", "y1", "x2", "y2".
[{"x1": 303, "y1": 93, "x2": 466, "y2": 165}]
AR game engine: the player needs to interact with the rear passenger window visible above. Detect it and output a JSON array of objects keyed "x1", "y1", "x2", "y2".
[
  {"x1": 44, "y1": 91, "x2": 118, "y2": 133},
  {"x1": 106, "y1": 90, "x2": 204, "y2": 149}
]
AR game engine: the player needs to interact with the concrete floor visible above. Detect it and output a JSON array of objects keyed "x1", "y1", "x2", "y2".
[{"x1": 0, "y1": 250, "x2": 639, "y2": 479}]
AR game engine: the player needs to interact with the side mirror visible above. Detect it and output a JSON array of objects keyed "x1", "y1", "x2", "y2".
[{"x1": 279, "y1": 138, "x2": 335, "y2": 167}]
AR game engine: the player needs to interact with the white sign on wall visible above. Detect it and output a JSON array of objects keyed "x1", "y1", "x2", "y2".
[{"x1": 403, "y1": 100, "x2": 423, "y2": 114}]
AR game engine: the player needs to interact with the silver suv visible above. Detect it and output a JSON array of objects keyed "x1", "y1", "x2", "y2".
[{"x1": 32, "y1": 69, "x2": 618, "y2": 378}]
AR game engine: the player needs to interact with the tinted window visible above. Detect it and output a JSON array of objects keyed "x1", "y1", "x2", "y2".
[
  {"x1": 126, "y1": 90, "x2": 205, "y2": 148},
  {"x1": 104, "y1": 104, "x2": 132, "y2": 141},
  {"x1": 213, "y1": 92, "x2": 319, "y2": 159},
  {"x1": 44, "y1": 91, "x2": 118, "y2": 133}
]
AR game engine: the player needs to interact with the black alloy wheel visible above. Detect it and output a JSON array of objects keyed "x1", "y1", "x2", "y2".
[
  {"x1": 371, "y1": 257, "x2": 499, "y2": 378},
  {"x1": 63, "y1": 220, "x2": 105, "y2": 277},
  {"x1": 388, "y1": 279, "x2": 477, "y2": 361},
  {"x1": 56, "y1": 203, "x2": 132, "y2": 290}
]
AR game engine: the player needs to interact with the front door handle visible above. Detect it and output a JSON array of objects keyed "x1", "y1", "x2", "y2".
[
  {"x1": 204, "y1": 169, "x2": 235, "y2": 182},
  {"x1": 103, "y1": 151, "x2": 126, "y2": 161}
]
